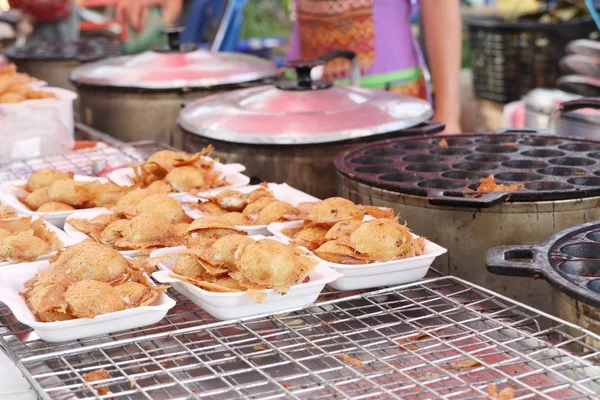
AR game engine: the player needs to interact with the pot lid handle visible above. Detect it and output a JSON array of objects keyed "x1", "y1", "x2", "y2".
[
  {"x1": 276, "y1": 59, "x2": 334, "y2": 91},
  {"x1": 549, "y1": 97, "x2": 600, "y2": 134},
  {"x1": 154, "y1": 27, "x2": 198, "y2": 53}
]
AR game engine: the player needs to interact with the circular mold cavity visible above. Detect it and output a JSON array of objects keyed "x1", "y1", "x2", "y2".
[
  {"x1": 406, "y1": 164, "x2": 451, "y2": 173},
  {"x1": 354, "y1": 166, "x2": 399, "y2": 174},
  {"x1": 441, "y1": 170, "x2": 485, "y2": 180},
  {"x1": 587, "y1": 232, "x2": 600, "y2": 243},
  {"x1": 494, "y1": 172, "x2": 542, "y2": 182},
  {"x1": 403, "y1": 154, "x2": 447, "y2": 163},
  {"x1": 476, "y1": 145, "x2": 519, "y2": 154},
  {"x1": 549, "y1": 157, "x2": 595, "y2": 167},
  {"x1": 363, "y1": 148, "x2": 405, "y2": 157},
  {"x1": 393, "y1": 142, "x2": 430, "y2": 150},
  {"x1": 453, "y1": 161, "x2": 497, "y2": 171},
  {"x1": 537, "y1": 167, "x2": 586, "y2": 177},
  {"x1": 522, "y1": 149, "x2": 565, "y2": 158},
  {"x1": 430, "y1": 148, "x2": 472, "y2": 156},
  {"x1": 558, "y1": 143, "x2": 599, "y2": 152},
  {"x1": 475, "y1": 137, "x2": 514, "y2": 144},
  {"x1": 560, "y1": 243, "x2": 600, "y2": 259},
  {"x1": 567, "y1": 177, "x2": 600, "y2": 187},
  {"x1": 588, "y1": 152, "x2": 600, "y2": 160},
  {"x1": 445, "y1": 138, "x2": 473, "y2": 146},
  {"x1": 417, "y1": 179, "x2": 465, "y2": 189},
  {"x1": 466, "y1": 154, "x2": 510, "y2": 163},
  {"x1": 524, "y1": 181, "x2": 573, "y2": 191},
  {"x1": 589, "y1": 279, "x2": 600, "y2": 294},
  {"x1": 350, "y1": 157, "x2": 393, "y2": 165},
  {"x1": 502, "y1": 160, "x2": 548, "y2": 169},
  {"x1": 557, "y1": 261, "x2": 600, "y2": 277},
  {"x1": 520, "y1": 138, "x2": 557, "y2": 147},
  {"x1": 380, "y1": 173, "x2": 424, "y2": 183}
]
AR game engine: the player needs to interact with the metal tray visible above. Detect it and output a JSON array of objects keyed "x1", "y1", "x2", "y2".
[{"x1": 1, "y1": 277, "x2": 599, "y2": 399}]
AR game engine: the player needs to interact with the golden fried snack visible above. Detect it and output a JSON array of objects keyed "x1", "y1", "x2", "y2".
[
  {"x1": 37, "y1": 202, "x2": 75, "y2": 212},
  {"x1": 132, "y1": 194, "x2": 188, "y2": 223},
  {"x1": 256, "y1": 201, "x2": 299, "y2": 225},
  {"x1": 0, "y1": 216, "x2": 33, "y2": 233},
  {"x1": 114, "y1": 281, "x2": 151, "y2": 307},
  {"x1": 65, "y1": 281, "x2": 126, "y2": 318},
  {"x1": 306, "y1": 197, "x2": 364, "y2": 228},
  {"x1": 349, "y1": 219, "x2": 424, "y2": 262},
  {"x1": 164, "y1": 166, "x2": 208, "y2": 192},
  {"x1": 66, "y1": 245, "x2": 131, "y2": 284},
  {"x1": 25, "y1": 169, "x2": 73, "y2": 192},
  {"x1": 314, "y1": 240, "x2": 369, "y2": 265},
  {"x1": 202, "y1": 190, "x2": 248, "y2": 212},
  {"x1": 297, "y1": 201, "x2": 317, "y2": 219},
  {"x1": 247, "y1": 186, "x2": 273, "y2": 202},
  {"x1": 0, "y1": 74, "x2": 12, "y2": 92},
  {"x1": 185, "y1": 201, "x2": 228, "y2": 216},
  {"x1": 68, "y1": 213, "x2": 122, "y2": 239},
  {"x1": 172, "y1": 253, "x2": 213, "y2": 280},
  {"x1": 0, "y1": 205, "x2": 18, "y2": 219},
  {"x1": 184, "y1": 216, "x2": 245, "y2": 249},
  {"x1": 21, "y1": 187, "x2": 50, "y2": 211},
  {"x1": 292, "y1": 226, "x2": 328, "y2": 251},
  {"x1": 474, "y1": 176, "x2": 523, "y2": 196},
  {"x1": 22, "y1": 281, "x2": 73, "y2": 322},
  {"x1": 115, "y1": 215, "x2": 181, "y2": 250},
  {"x1": 112, "y1": 189, "x2": 153, "y2": 215},
  {"x1": 47, "y1": 179, "x2": 90, "y2": 207},
  {"x1": 0, "y1": 92, "x2": 26, "y2": 103},
  {"x1": 220, "y1": 212, "x2": 251, "y2": 226},
  {"x1": 146, "y1": 180, "x2": 174, "y2": 194},
  {"x1": 325, "y1": 220, "x2": 363, "y2": 242},
  {"x1": 241, "y1": 196, "x2": 276, "y2": 218},
  {"x1": 84, "y1": 181, "x2": 129, "y2": 208},
  {"x1": 235, "y1": 240, "x2": 301, "y2": 293},
  {"x1": 206, "y1": 234, "x2": 255, "y2": 271},
  {"x1": 99, "y1": 219, "x2": 128, "y2": 244},
  {"x1": 0, "y1": 229, "x2": 12, "y2": 240},
  {"x1": 31, "y1": 218, "x2": 62, "y2": 251},
  {"x1": 358, "y1": 205, "x2": 395, "y2": 220},
  {"x1": 0, "y1": 231, "x2": 51, "y2": 262},
  {"x1": 7, "y1": 83, "x2": 32, "y2": 96},
  {"x1": 26, "y1": 90, "x2": 54, "y2": 100}
]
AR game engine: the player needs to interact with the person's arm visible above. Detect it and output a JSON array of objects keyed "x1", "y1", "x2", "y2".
[
  {"x1": 117, "y1": 0, "x2": 182, "y2": 32},
  {"x1": 420, "y1": 0, "x2": 463, "y2": 133}
]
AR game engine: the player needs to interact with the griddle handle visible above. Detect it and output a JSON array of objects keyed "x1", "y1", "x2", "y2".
[
  {"x1": 319, "y1": 50, "x2": 360, "y2": 86},
  {"x1": 485, "y1": 245, "x2": 544, "y2": 277},
  {"x1": 559, "y1": 98, "x2": 600, "y2": 113},
  {"x1": 427, "y1": 190, "x2": 509, "y2": 207}
]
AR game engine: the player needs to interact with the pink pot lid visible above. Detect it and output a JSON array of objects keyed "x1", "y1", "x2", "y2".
[
  {"x1": 178, "y1": 84, "x2": 433, "y2": 145},
  {"x1": 70, "y1": 50, "x2": 279, "y2": 90}
]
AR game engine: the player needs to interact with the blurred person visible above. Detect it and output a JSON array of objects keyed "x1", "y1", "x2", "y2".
[
  {"x1": 116, "y1": 0, "x2": 462, "y2": 132},
  {"x1": 7, "y1": 0, "x2": 79, "y2": 42}
]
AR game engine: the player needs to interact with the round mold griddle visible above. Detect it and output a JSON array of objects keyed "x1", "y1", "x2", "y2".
[
  {"x1": 4, "y1": 39, "x2": 123, "y2": 62},
  {"x1": 486, "y1": 220, "x2": 600, "y2": 308},
  {"x1": 334, "y1": 133, "x2": 600, "y2": 207}
]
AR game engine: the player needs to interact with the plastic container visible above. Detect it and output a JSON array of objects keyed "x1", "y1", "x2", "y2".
[
  {"x1": 0, "y1": 87, "x2": 77, "y2": 162},
  {"x1": 151, "y1": 239, "x2": 342, "y2": 320},
  {"x1": 0, "y1": 175, "x2": 107, "y2": 228},
  {"x1": 183, "y1": 183, "x2": 320, "y2": 236},
  {"x1": 0, "y1": 261, "x2": 176, "y2": 342},
  {"x1": 268, "y1": 221, "x2": 447, "y2": 291},
  {"x1": 107, "y1": 162, "x2": 250, "y2": 201},
  {"x1": 63, "y1": 209, "x2": 138, "y2": 257},
  {"x1": 0, "y1": 217, "x2": 80, "y2": 267}
]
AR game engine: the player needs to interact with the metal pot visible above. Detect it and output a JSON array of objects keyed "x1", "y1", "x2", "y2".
[
  {"x1": 549, "y1": 97, "x2": 600, "y2": 140},
  {"x1": 179, "y1": 57, "x2": 437, "y2": 199},
  {"x1": 71, "y1": 28, "x2": 279, "y2": 147},
  {"x1": 486, "y1": 220, "x2": 600, "y2": 342},
  {"x1": 334, "y1": 133, "x2": 600, "y2": 317}
]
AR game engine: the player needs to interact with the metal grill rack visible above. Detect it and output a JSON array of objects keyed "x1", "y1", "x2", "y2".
[
  {"x1": 2, "y1": 276, "x2": 599, "y2": 399},
  {"x1": 0, "y1": 140, "x2": 169, "y2": 184}
]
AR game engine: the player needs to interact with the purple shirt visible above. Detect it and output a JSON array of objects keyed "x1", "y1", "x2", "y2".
[{"x1": 286, "y1": 0, "x2": 422, "y2": 76}]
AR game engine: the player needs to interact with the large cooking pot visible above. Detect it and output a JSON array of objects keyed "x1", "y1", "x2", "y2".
[
  {"x1": 486, "y1": 221, "x2": 600, "y2": 343},
  {"x1": 3, "y1": 38, "x2": 122, "y2": 90},
  {"x1": 334, "y1": 132, "x2": 600, "y2": 317},
  {"x1": 71, "y1": 28, "x2": 279, "y2": 147},
  {"x1": 179, "y1": 57, "x2": 439, "y2": 199}
]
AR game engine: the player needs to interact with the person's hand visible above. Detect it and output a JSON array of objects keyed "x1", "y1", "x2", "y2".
[
  {"x1": 434, "y1": 111, "x2": 462, "y2": 135},
  {"x1": 440, "y1": 121, "x2": 462, "y2": 135},
  {"x1": 117, "y1": 0, "x2": 182, "y2": 32}
]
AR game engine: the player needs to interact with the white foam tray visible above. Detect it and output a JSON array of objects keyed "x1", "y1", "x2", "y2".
[
  {"x1": 0, "y1": 175, "x2": 108, "y2": 229},
  {"x1": 268, "y1": 220, "x2": 447, "y2": 291},
  {"x1": 183, "y1": 183, "x2": 319, "y2": 236},
  {"x1": 151, "y1": 237, "x2": 342, "y2": 320},
  {"x1": 0, "y1": 260, "x2": 176, "y2": 342},
  {"x1": 107, "y1": 162, "x2": 250, "y2": 201},
  {"x1": 64, "y1": 208, "x2": 139, "y2": 257}
]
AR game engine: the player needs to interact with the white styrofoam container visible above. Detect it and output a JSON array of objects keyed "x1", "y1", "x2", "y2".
[
  {"x1": 0, "y1": 261, "x2": 176, "y2": 342},
  {"x1": 0, "y1": 87, "x2": 77, "y2": 162},
  {"x1": 107, "y1": 162, "x2": 250, "y2": 201},
  {"x1": 151, "y1": 238, "x2": 342, "y2": 320},
  {"x1": 63, "y1": 208, "x2": 139, "y2": 257},
  {"x1": 183, "y1": 183, "x2": 319, "y2": 236},
  {"x1": 268, "y1": 220, "x2": 448, "y2": 291},
  {"x1": 0, "y1": 217, "x2": 81, "y2": 267},
  {"x1": 0, "y1": 175, "x2": 108, "y2": 229}
]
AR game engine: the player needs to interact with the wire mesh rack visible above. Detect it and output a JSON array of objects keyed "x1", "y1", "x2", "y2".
[{"x1": 1, "y1": 276, "x2": 599, "y2": 400}]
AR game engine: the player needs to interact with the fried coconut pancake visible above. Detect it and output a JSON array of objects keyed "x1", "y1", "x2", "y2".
[
  {"x1": 184, "y1": 216, "x2": 246, "y2": 249},
  {"x1": 0, "y1": 218, "x2": 62, "y2": 262},
  {"x1": 348, "y1": 219, "x2": 426, "y2": 262},
  {"x1": 306, "y1": 197, "x2": 364, "y2": 228},
  {"x1": 68, "y1": 213, "x2": 122, "y2": 239},
  {"x1": 146, "y1": 180, "x2": 174, "y2": 194},
  {"x1": 220, "y1": 212, "x2": 252, "y2": 226},
  {"x1": 37, "y1": 202, "x2": 75, "y2": 212},
  {"x1": 114, "y1": 280, "x2": 161, "y2": 308},
  {"x1": 206, "y1": 234, "x2": 255, "y2": 271},
  {"x1": 65, "y1": 281, "x2": 126, "y2": 318},
  {"x1": 23, "y1": 281, "x2": 73, "y2": 322},
  {"x1": 21, "y1": 187, "x2": 50, "y2": 210},
  {"x1": 115, "y1": 215, "x2": 182, "y2": 251},
  {"x1": 47, "y1": 179, "x2": 90, "y2": 207},
  {"x1": 131, "y1": 194, "x2": 189, "y2": 223},
  {"x1": 202, "y1": 190, "x2": 249, "y2": 212},
  {"x1": 25, "y1": 169, "x2": 74, "y2": 192},
  {"x1": 325, "y1": 220, "x2": 363, "y2": 242},
  {"x1": 288, "y1": 226, "x2": 328, "y2": 251},
  {"x1": 256, "y1": 201, "x2": 299, "y2": 225},
  {"x1": 0, "y1": 205, "x2": 18, "y2": 219},
  {"x1": 84, "y1": 181, "x2": 129, "y2": 208},
  {"x1": 112, "y1": 189, "x2": 154, "y2": 215},
  {"x1": 315, "y1": 240, "x2": 369, "y2": 265},
  {"x1": 66, "y1": 245, "x2": 131, "y2": 284},
  {"x1": 241, "y1": 196, "x2": 276, "y2": 218}
]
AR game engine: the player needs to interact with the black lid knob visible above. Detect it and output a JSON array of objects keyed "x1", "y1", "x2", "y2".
[
  {"x1": 154, "y1": 27, "x2": 197, "y2": 53},
  {"x1": 276, "y1": 59, "x2": 333, "y2": 91}
]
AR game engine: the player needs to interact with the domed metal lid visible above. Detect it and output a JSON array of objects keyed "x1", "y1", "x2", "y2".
[
  {"x1": 178, "y1": 60, "x2": 433, "y2": 145},
  {"x1": 70, "y1": 28, "x2": 278, "y2": 90},
  {"x1": 4, "y1": 38, "x2": 122, "y2": 62}
]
